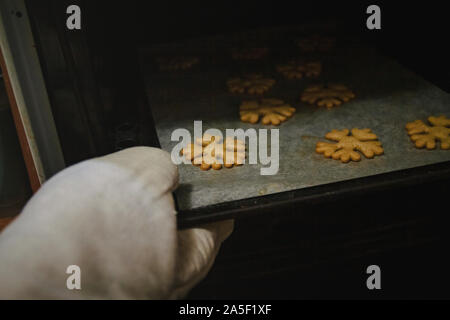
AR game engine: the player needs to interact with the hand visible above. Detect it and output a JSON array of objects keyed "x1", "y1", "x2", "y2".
[{"x1": 0, "y1": 147, "x2": 233, "y2": 299}]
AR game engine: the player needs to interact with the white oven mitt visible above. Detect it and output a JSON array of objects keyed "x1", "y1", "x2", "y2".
[{"x1": 0, "y1": 147, "x2": 233, "y2": 299}]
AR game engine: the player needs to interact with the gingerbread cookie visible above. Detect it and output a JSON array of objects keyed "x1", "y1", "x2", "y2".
[
  {"x1": 276, "y1": 61, "x2": 321, "y2": 79},
  {"x1": 301, "y1": 84, "x2": 355, "y2": 109},
  {"x1": 406, "y1": 115, "x2": 450, "y2": 150},
  {"x1": 157, "y1": 56, "x2": 199, "y2": 71},
  {"x1": 296, "y1": 35, "x2": 335, "y2": 53},
  {"x1": 227, "y1": 74, "x2": 275, "y2": 95},
  {"x1": 181, "y1": 134, "x2": 245, "y2": 170},
  {"x1": 231, "y1": 47, "x2": 269, "y2": 60},
  {"x1": 316, "y1": 128, "x2": 384, "y2": 163},
  {"x1": 240, "y1": 99, "x2": 296, "y2": 125}
]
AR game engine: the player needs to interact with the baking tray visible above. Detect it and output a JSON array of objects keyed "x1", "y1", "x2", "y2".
[{"x1": 139, "y1": 26, "x2": 450, "y2": 226}]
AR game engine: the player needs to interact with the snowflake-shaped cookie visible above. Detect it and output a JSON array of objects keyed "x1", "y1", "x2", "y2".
[
  {"x1": 240, "y1": 98, "x2": 296, "y2": 125},
  {"x1": 301, "y1": 84, "x2": 355, "y2": 109},
  {"x1": 231, "y1": 47, "x2": 269, "y2": 60},
  {"x1": 181, "y1": 134, "x2": 246, "y2": 170},
  {"x1": 406, "y1": 115, "x2": 450, "y2": 150},
  {"x1": 316, "y1": 128, "x2": 384, "y2": 163},
  {"x1": 296, "y1": 35, "x2": 335, "y2": 53},
  {"x1": 276, "y1": 61, "x2": 321, "y2": 79},
  {"x1": 156, "y1": 56, "x2": 199, "y2": 71},
  {"x1": 227, "y1": 74, "x2": 275, "y2": 95}
]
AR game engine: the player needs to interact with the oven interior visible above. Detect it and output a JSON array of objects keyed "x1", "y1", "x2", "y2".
[{"x1": 24, "y1": 1, "x2": 450, "y2": 225}]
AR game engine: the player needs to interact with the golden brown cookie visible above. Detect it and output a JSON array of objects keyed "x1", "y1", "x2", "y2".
[
  {"x1": 227, "y1": 74, "x2": 275, "y2": 95},
  {"x1": 181, "y1": 134, "x2": 245, "y2": 170},
  {"x1": 316, "y1": 128, "x2": 384, "y2": 163},
  {"x1": 296, "y1": 35, "x2": 335, "y2": 53},
  {"x1": 156, "y1": 56, "x2": 199, "y2": 71},
  {"x1": 240, "y1": 99, "x2": 296, "y2": 125},
  {"x1": 406, "y1": 115, "x2": 450, "y2": 150},
  {"x1": 276, "y1": 61, "x2": 321, "y2": 79},
  {"x1": 231, "y1": 47, "x2": 269, "y2": 60},
  {"x1": 301, "y1": 84, "x2": 355, "y2": 109}
]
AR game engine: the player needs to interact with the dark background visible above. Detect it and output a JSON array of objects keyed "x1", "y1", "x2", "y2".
[
  {"x1": 133, "y1": 1, "x2": 450, "y2": 91},
  {"x1": 6, "y1": 0, "x2": 448, "y2": 298}
]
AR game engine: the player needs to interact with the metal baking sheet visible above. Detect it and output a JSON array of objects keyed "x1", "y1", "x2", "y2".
[{"x1": 140, "y1": 27, "x2": 450, "y2": 212}]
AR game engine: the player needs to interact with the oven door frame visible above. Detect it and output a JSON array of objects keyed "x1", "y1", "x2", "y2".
[{"x1": 0, "y1": 0, "x2": 65, "y2": 192}]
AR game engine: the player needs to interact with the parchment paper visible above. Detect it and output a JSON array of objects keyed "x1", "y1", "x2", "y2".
[{"x1": 140, "y1": 27, "x2": 450, "y2": 211}]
